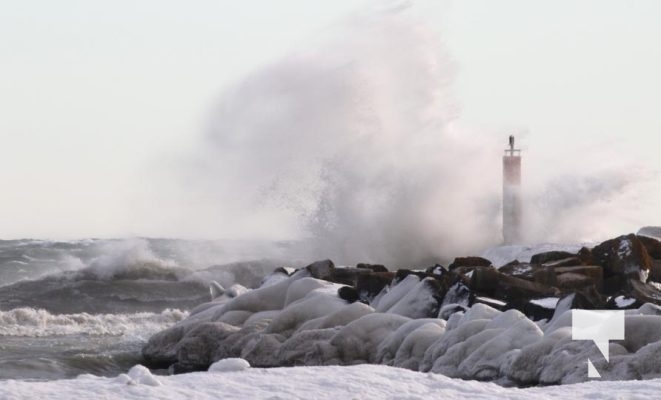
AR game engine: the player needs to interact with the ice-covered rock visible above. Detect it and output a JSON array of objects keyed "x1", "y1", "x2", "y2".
[
  {"x1": 393, "y1": 322, "x2": 446, "y2": 370},
  {"x1": 266, "y1": 289, "x2": 347, "y2": 334},
  {"x1": 125, "y1": 365, "x2": 162, "y2": 386},
  {"x1": 384, "y1": 277, "x2": 442, "y2": 318},
  {"x1": 208, "y1": 358, "x2": 251, "y2": 372},
  {"x1": 330, "y1": 313, "x2": 411, "y2": 364},
  {"x1": 375, "y1": 318, "x2": 445, "y2": 365},
  {"x1": 374, "y1": 275, "x2": 421, "y2": 312},
  {"x1": 276, "y1": 328, "x2": 341, "y2": 366}
]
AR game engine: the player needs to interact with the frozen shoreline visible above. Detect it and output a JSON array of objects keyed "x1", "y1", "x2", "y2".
[{"x1": 0, "y1": 364, "x2": 658, "y2": 400}]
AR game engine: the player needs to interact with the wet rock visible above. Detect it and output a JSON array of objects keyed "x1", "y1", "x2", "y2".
[
  {"x1": 541, "y1": 257, "x2": 582, "y2": 268},
  {"x1": 142, "y1": 325, "x2": 185, "y2": 368},
  {"x1": 448, "y1": 256, "x2": 492, "y2": 271},
  {"x1": 338, "y1": 286, "x2": 360, "y2": 303},
  {"x1": 468, "y1": 267, "x2": 500, "y2": 295},
  {"x1": 649, "y1": 260, "x2": 661, "y2": 283},
  {"x1": 305, "y1": 260, "x2": 335, "y2": 280},
  {"x1": 394, "y1": 269, "x2": 429, "y2": 283},
  {"x1": 356, "y1": 272, "x2": 395, "y2": 303},
  {"x1": 629, "y1": 279, "x2": 661, "y2": 306},
  {"x1": 329, "y1": 267, "x2": 372, "y2": 286},
  {"x1": 356, "y1": 263, "x2": 388, "y2": 273},
  {"x1": 591, "y1": 234, "x2": 652, "y2": 282},
  {"x1": 638, "y1": 235, "x2": 661, "y2": 260},
  {"x1": 175, "y1": 322, "x2": 240, "y2": 372},
  {"x1": 530, "y1": 251, "x2": 577, "y2": 265},
  {"x1": 577, "y1": 247, "x2": 594, "y2": 265},
  {"x1": 553, "y1": 266, "x2": 603, "y2": 291},
  {"x1": 551, "y1": 290, "x2": 604, "y2": 321}
]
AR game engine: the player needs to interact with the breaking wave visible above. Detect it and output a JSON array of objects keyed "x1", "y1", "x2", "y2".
[{"x1": 0, "y1": 308, "x2": 187, "y2": 337}]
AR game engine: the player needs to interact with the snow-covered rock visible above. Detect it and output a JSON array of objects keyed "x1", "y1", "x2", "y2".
[{"x1": 208, "y1": 358, "x2": 251, "y2": 372}]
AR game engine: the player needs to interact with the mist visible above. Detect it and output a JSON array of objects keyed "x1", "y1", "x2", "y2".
[{"x1": 139, "y1": 4, "x2": 657, "y2": 267}]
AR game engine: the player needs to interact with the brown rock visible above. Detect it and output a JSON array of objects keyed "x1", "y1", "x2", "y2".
[
  {"x1": 591, "y1": 234, "x2": 652, "y2": 281},
  {"x1": 356, "y1": 272, "x2": 395, "y2": 302},
  {"x1": 556, "y1": 272, "x2": 594, "y2": 290},
  {"x1": 468, "y1": 267, "x2": 500, "y2": 294},
  {"x1": 629, "y1": 278, "x2": 661, "y2": 306},
  {"x1": 637, "y1": 235, "x2": 661, "y2": 260},
  {"x1": 649, "y1": 260, "x2": 661, "y2": 283},
  {"x1": 305, "y1": 260, "x2": 335, "y2": 280},
  {"x1": 329, "y1": 267, "x2": 371, "y2": 286},
  {"x1": 448, "y1": 256, "x2": 492, "y2": 271},
  {"x1": 554, "y1": 266, "x2": 603, "y2": 291},
  {"x1": 530, "y1": 251, "x2": 577, "y2": 265},
  {"x1": 542, "y1": 257, "x2": 581, "y2": 268},
  {"x1": 356, "y1": 263, "x2": 389, "y2": 273}
]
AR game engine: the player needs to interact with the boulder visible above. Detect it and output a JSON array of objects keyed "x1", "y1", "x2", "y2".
[
  {"x1": 550, "y1": 291, "x2": 602, "y2": 322},
  {"x1": 577, "y1": 247, "x2": 594, "y2": 264},
  {"x1": 629, "y1": 279, "x2": 661, "y2": 306},
  {"x1": 448, "y1": 256, "x2": 492, "y2": 271},
  {"x1": 356, "y1": 263, "x2": 389, "y2": 273},
  {"x1": 494, "y1": 273, "x2": 559, "y2": 302},
  {"x1": 499, "y1": 263, "x2": 554, "y2": 284},
  {"x1": 553, "y1": 266, "x2": 603, "y2": 291},
  {"x1": 649, "y1": 260, "x2": 661, "y2": 283},
  {"x1": 356, "y1": 272, "x2": 395, "y2": 303},
  {"x1": 175, "y1": 322, "x2": 240, "y2": 372},
  {"x1": 329, "y1": 267, "x2": 372, "y2": 286},
  {"x1": 541, "y1": 257, "x2": 582, "y2": 268},
  {"x1": 555, "y1": 272, "x2": 594, "y2": 290},
  {"x1": 394, "y1": 269, "x2": 429, "y2": 283},
  {"x1": 591, "y1": 234, "x2": 652, "y2": 282},
  {"x1": 338, "y1": 286, "x2": 360, "y2": 303},
  {"x1": 637, "y1": 235, "x2": 661, "y2": 260},
  {"x1": 468, "y1": 267, "x2": 500, "y2": 295},
  {"x1": 530, "y1": 251, "x2": 577, "y2": 265},
  {"x1": 142, "y1": 325, "x2": 186, "y2": 368},
  {"x1": 305, "y1": 260, "x2": 335, "y2": 280}
]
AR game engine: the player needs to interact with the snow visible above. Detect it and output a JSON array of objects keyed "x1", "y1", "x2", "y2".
[
  {"x1": 475, "y1": 296, "x2": 507, "y2": 307},
  {"x1": 615, "y1": 296, "x2": 636, "y2": 308},
  {"x1": 3, "y1": 364, "x2": 661, "y2": 400},
  {"x1": 530, "y1": 297, "x2": 560, "y2": 309},
  {"x1": 618, "y1": 239, "x2": 633, "y2": 258}
]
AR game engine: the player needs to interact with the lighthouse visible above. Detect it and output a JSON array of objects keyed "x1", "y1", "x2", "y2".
[{"x1": 503, "y1": 135, "x2": 522, "y2": 244}]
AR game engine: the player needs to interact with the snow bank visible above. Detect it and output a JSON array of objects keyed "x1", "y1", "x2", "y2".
[{"x1": 3, "y1": 364, "x2": 661, "y2": 400}]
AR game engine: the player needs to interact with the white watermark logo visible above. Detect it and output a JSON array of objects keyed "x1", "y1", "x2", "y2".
[{"x1": 571, "y1": 310, "x2": 625, "y2": 378}]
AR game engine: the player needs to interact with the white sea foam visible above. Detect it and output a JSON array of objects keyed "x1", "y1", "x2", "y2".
[{"x1": 0, "y1": 308, "x2": 188, "y2": 337}]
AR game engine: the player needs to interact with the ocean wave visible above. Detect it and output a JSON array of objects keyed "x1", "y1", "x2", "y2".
[{"x1": 0, "y1": 308, "x2": 188, "y2": 337}]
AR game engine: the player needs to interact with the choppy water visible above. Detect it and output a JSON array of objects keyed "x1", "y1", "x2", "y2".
[{"x1": 0, "y1": 238, "x2": 296, "y2": 380}]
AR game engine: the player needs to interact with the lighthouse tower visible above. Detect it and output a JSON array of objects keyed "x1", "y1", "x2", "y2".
[{"x1": 503, "y1": 135, "x2": 522, "y2": 244}]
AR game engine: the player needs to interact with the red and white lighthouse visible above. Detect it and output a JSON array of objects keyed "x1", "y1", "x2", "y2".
[{"x1": 503, "y1": 135, "x2": 522, "y2": 244}]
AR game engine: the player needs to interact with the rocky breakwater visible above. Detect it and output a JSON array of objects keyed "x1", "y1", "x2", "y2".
[{"x1": 142, "y1": 233, "x2": 661, "y2": 385}]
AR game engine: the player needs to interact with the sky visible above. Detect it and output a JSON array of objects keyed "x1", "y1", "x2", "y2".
[{"x1": 1, "y1": 0, "x2": 660, "y2": 241}]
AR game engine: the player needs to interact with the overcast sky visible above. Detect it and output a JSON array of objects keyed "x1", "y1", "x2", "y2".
[{"x1": 1, "y1": 0, "x2": 660, "y2": 240}]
